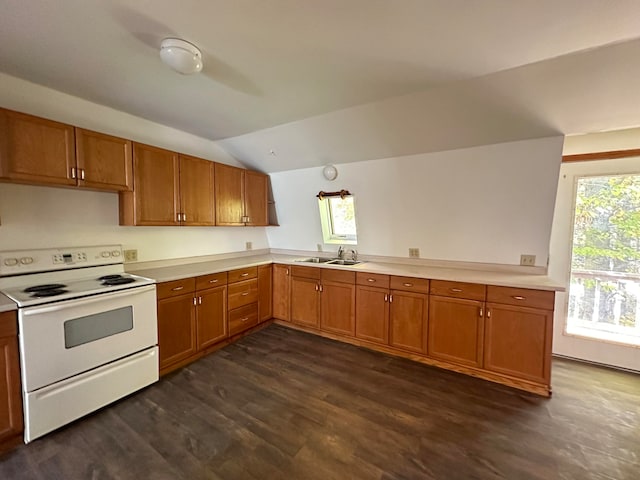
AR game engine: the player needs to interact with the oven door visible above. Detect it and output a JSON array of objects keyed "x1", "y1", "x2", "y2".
[{"x1": 19, "y1": 285, "x2": 157, "y2": 392}]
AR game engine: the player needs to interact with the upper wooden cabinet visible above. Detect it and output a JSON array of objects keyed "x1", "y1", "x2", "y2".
[
  {"x1": 120, "y1": 144, "x2": 215, "y2": 226},
  {"x1": 215, "y1": 163, "x2": 268, "y2": 226},
  {"x1": 0, "y1": 109, "x2": 133, "y2": 192},
  {"x1": 75, "y1": 128, "x2": 133, "y2": 191},
  {"x1": 0, "y1": 108, "x2": 76, "y2": 186}
]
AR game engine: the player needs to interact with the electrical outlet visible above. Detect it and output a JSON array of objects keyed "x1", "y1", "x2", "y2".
[
  {"x1": 409, "y1": 248, "x2": 420, "y2": 258},
  {"x1": 124, "y1": 249, "x2": 138, "y2": 262},
  {"x1": 245, "y1": 241, "x2": 252, "y2": 250},
  {"x1": 520, "y1": 254, "x2": 536, "y2": 266}
]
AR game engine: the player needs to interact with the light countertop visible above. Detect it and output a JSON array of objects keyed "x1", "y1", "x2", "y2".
[
  {"x1": 129, "y1": 254, "x2": 564, "y2": 292},
  {"x1": 0, "y1": 293, "x2": 17, "y2": 312}
]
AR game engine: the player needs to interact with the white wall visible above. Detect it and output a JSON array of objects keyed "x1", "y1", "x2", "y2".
[
  {"x1": 268, "y1": 136, "x2": 563, "y2": 266},
  {"x1": 0, "y1": 74, "x2": 269, "y2": 262}
]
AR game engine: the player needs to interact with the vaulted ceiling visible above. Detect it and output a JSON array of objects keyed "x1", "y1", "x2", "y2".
[{"x1": 2, "y1": 1, "x2": 640, "y2": 172}]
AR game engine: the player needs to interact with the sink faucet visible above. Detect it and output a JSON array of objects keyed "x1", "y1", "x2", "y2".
[
  {"x1": 348, "y1": 249, "x2": 358, "y2": 262},
  {"x1": 337, "y1": 246, "x2": 345, "y2": 260}
]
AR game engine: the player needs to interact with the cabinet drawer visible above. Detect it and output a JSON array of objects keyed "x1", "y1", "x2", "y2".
[
  {"x1": 390, "y1": 276, "x2": 429, "y2": 294},
  {"x1": 228, "y1": 303, "x2": 259, "y2": 336},
  {"x1": 430, "y1": 280, "x2": 485, "y2": 301},
  {"x1": 196, "y1": 272, "x2": 228, "y2": 290},
  {"x1": 157, "y1": 277, "x2": 196, "y2": 299},
  {"x1": 487, "y1": 286, "x2": 555, "y2": 310},
  {"x1": 291, "y1": 265, "x2": 321, "y2": 280},
  {"x1": 228, "y1": 266, "x2": 257, "y2": 283},
  {"x1": 228, "y1": 278, "x2": 258, "y2": 310},
  {"x1": 322, "y1": 269, "x2": 355, "y2": 284},
  {"x1": 356, "y1": 272, "x2": 390, "y2": 288}
]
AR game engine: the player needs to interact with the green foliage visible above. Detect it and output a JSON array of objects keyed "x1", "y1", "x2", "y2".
[{"x1": 572, "y1": 175, "x2": 640, "y2": 273}]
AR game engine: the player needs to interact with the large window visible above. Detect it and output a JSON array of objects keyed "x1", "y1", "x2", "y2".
[
  {"x1": 318, "y1": 194, "x2": 358, "y2": 245},
  {"x1": 568, "y1": 174, "x2": 640, "y2": 346}
]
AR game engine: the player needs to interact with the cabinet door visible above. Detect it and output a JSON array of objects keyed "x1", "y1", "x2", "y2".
[
  {"x1": 0, "y1": 108, "x2": 76, "y2": 186},
  {"x1": 131, "y1": 143, "x2": 180, "y2": 225},
  {"x1": 244, "y1": 171, "x2": 268, "y2": 226},
  {"x1": 0, "y1": 312, "x2": 23, "y2": 444},
  {"x1": 355, "y1": 285, "x2": 389, "y2": 344},
  {"x1": 214, "y1": 163, "x2": 245, "y2": 225},
  {"x1": 389, "y1": 290, "x2": 428, "y2": 353},
  {"x1": 179, "y1": 155, "x2": 215, "y2": 226},
  {"x1": 290, "y1": 276, "x2": 320, "y2": 327},
  {"x1": 484, "y1": 303, "x2": 552, "y2": 384},
  {"x1": 157, "y1": 293, "x2": 197, "y2": 370},
  {"x1": 273, "y1": 264, "x2": 291, "y2": 321},
  {"x1": 321, "y1": 280, "x2": 356, "y2": 336},
  {"x1": 258, "y1": 264, "x2": 273, "y2": 322},
  {"x1": 428, "y1": 296, "x2": 484, "y2": 367},
  {"x1": 75, "y1": 128, "x2": 133, "y2": 191},
  {"x1": 197, "y1": 286, "x2": 227, "y2": 350}
]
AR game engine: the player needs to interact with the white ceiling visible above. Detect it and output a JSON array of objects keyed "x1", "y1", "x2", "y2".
[{"x1": 3, "y1": 0, "x2": 640, "y2": 171}]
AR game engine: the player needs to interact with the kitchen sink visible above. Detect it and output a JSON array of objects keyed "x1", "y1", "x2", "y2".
[
  {"x1": 325, "y1": 259, "x2": 363, "y2": 266},
  {"x1": 295, "y1": 257, "x2": 336, "y2": 263}
]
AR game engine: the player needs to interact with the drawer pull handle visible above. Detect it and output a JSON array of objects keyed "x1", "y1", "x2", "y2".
[
  {"x1": 241, "y1": 317, "x2": 249, "y2": 322},
  {"x1": 209, "y1": 279, "x2": 218, "y2": 283},
  {"x1": 479, "y1": 307, "x2": 483, "y2": 317},
  {"x1": 241, "y1": 292, "x2": 249, "y2": 296},
  {"x1": 403, "y1": 283, "x2": 413, "y2": 287},
  {"x1": 240, "y1": 273, "x2": 249, "y2": 277},
  {"x1": 367, "y1": 278, "x2": 376, "y2": 282},
  {"x1": 384, "y1": 294, "x2": 388, "y2": 302},
  {"x1": 389, "y1": 294, "x2": 393, "y2": 303},
  {"x1": 512, "y1": 295, "x2": 526, "y2": 300},
  {"x1": 450, "y1": 288, "x2": 463, "y2": 293},
  {"x1": 171, "y1": 286, "x2": 184, "y2": 291}
]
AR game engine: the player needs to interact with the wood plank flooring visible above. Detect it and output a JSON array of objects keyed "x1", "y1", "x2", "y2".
[{"x1": 1, "y1": 324, "x2": 638, "y2": 479}]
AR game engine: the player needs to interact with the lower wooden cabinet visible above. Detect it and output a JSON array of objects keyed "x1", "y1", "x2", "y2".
[
  {"x1": 321, "y1": 279, "x2": 356, "y2": 336},
  {"x1": 0, "y1": 311, "x2": 23, "y2": 452},
  {"x1": 484, "y1": 303, "x2": 553, "y2": 384},
  {"x1": 196, "y1": 285, "x2": 227, "y2": 350},
  {"x1": 290, "y1": 275, "x2": 320, "y2": 327},
  {"x1": 157, "y1": 291, "x2": 197, "y2": 370},
  {"x1": 272, "y1": 264, "x2": 291, "y2": 321},
  {"x1": 355, "y1": 285, "x2": 389, "y2": 344},
  {"x1": 258, "y1": 264, "x2": 273, "y2": 322},
  {"x1": 428, "y1": 296, "x2": 484, "y2": 368},
  {"x1": 389, "y1": 290, "x2": 428, "y2": 354}
]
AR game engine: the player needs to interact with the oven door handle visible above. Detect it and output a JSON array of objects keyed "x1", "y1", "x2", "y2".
[{"x1": 21, "y1": 284, "x2": 157, "y2": 316}]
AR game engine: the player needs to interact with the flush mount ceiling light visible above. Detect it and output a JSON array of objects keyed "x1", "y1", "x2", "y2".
[{"x1": 159, "y1": 38, "x2": 203, "y2": 75}]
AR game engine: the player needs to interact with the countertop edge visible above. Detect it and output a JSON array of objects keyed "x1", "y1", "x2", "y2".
[
  {"x1": 0, "y1": 293, "x2": 17, "y2": 312},
  {"x1": 129, "y1": 254, "x2": 565, "y2": 292}
]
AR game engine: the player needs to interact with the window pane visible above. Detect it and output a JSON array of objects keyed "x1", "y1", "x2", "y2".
[
  {"x1": 329, "y1": 197, "x2": 357, "y2": 236},
  {"x1": 567, "y1": 174, "x2": 640, "y2": 346}
]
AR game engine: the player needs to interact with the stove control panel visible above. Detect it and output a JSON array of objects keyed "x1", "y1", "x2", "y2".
[{"x1": 0, "y1": 245, "x2": 124, "y2": 275}]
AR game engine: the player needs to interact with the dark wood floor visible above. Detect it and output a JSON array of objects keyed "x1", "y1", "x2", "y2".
[{"x1": 1, "y1": 324, "x2": 638, "y2": 479}]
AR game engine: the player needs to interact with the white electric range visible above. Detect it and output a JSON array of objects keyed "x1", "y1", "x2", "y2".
[{"x1": 0, "y1": 245, "x2": 159, "y2": 443}]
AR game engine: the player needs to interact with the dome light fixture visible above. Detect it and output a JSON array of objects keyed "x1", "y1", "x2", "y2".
[
  {"x1": 322, "y1": 165, "x2": 338, "y2": 181},
  {"x1": 160, "y1": 38, "x2": 203, "y2": 75}
]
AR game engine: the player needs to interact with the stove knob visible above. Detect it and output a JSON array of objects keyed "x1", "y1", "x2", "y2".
[
  {"x1": 3, "y1": 258, "x2": 18, "y2": 266},
  {"x1": 101, "y1": 251, "x2": 111, "y2": 258},
  {"x1": 111, "y1": 250, "x2": 121, "y2": 257},
  {"x1": 20, "y1": 257, "x2": 34, "y2": 265}
]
